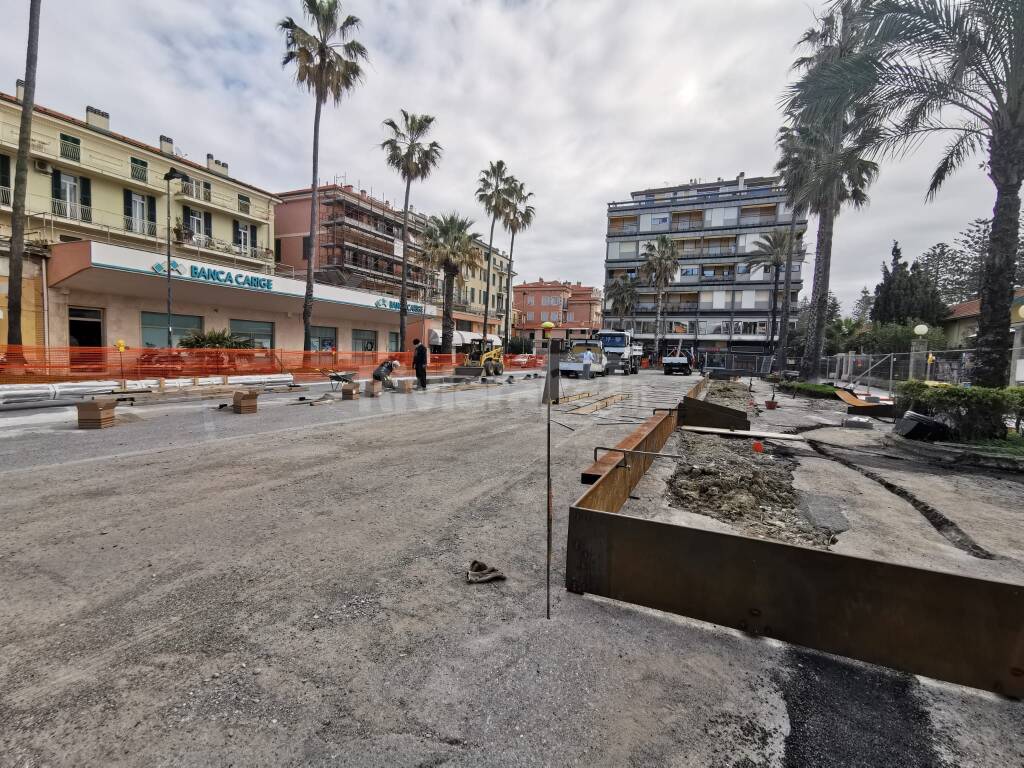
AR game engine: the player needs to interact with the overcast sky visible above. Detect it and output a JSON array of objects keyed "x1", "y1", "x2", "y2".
[{"x1": 2, "y1": 0, "x2": 997, "y2": 313}]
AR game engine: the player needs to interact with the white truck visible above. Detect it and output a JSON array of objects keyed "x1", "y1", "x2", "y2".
[
  {"x1": 559, "y1": 341, "x2": 609, "y2": 378},
  {"x1": 595, "y1": 329, "x2": 643, "y2": 375},
  {"x1": 662, "y1": 338, "x2": 693, "y2": 376}
]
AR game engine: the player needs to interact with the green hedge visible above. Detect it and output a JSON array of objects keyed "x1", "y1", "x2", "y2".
[
  {"x1": 895, "y1": 381, "x2": 1009, "y2": 441},
  {"x1": 778, "y1": 381, "x2": 837, "y2": 398}
]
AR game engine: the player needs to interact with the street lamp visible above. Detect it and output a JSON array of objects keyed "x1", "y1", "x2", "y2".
[{"x1": 163, "y1": 167, "x2": 187, "y2": 348}]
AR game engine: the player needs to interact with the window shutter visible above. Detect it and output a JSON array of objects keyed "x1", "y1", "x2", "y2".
[
  {"x1": 232, "y1": 219, "x2": 240, "y2": 245},
  {"x1": 203, "y1": 211, "x2": 212, "y2": 238},
  {"x1": 147, "y1": 195, "x2": 156, "y2": 224},
  {"x1": 0, "y1": 155, "x2": 9, "y2": 188},
  {"x1": 80, "y1": 178, "x2": 91, "y2": 208},
  {"x1": 123, "y1": 189, "x2": 132, "y2": 219},
  {"x1": 249, "y1": 224, "x2": 257, "y2": 249},
  {"x1": 51, "y1": 169, "x2": 61, "y2": 201},
  {"x1": 183, "y1": 206, "x2": 192, "y2": 233}
]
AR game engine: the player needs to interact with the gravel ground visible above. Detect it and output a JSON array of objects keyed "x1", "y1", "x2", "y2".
[{"x1": 1, "y1": 371, "x2": 1021, "y2": 766}]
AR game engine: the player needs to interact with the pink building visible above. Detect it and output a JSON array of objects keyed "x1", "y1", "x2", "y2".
[{"x1": 513, "y1": 279, "x2": 603, "y2": 342}]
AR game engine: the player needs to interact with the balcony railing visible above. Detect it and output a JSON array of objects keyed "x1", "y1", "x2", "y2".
[
  {"x1": 607, "y1": 185, "x2": 783, "y2": 211},
  {"x1": 130, "y1": 163, "x2": 149, "y2": 183},
  {"x1": 607, "y1": 223, "x2": 639, "y2": 235},
  {"x1": 59, "y1": 139, "x2": 81, "y2": 162},
  {"x1": 180, "y1": 180, "x2": 212, "y2": 202},
  {"x1": 0, "y1": 186, "x2": 10, "y2": 207},
  {"x1": 175, "y1": 231, "x2": 272, "y2": 262},
  {"x1": 123, "y1": 216, "x2": 157, "y2": 237},
  {"x1": 51, "y1": 198, "x2": 92, "y2": 223},
  {"x1": 238, "y1": 198, "x2": 251, "y2": 215}
]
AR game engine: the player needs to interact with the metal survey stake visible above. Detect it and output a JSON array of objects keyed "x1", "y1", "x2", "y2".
[{"x1": 546, "y1": 340, "x2": 553, "y2": 620}]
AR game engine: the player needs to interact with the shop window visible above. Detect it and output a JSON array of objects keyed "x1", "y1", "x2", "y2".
[
  {"x1": 68, "y1": 306, "x2": 103, "y2": 347},
  {"x1": 310, "y1": 325, "x2": 337, "y2": 352},
  {"x1": 388, "y1": 331, "x2": 400, "y2": 352},
  {"x1": 231, "y1": 319, "x2": 274, "y2": 349},
  {"x1": 352, "y1": 328, "x2": 377, "y2": 352},
  {"x1": 141, "y1": 311, "x2": 202, "y2": 348}
]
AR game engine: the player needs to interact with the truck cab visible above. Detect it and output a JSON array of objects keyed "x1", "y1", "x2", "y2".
[{"x1": 595, "y1": 329, "x2": 643, "y2": 375}]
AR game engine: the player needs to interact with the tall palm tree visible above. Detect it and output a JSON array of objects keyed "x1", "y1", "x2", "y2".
[
  {"x1": 6, "y1": 0, "x2": 41, "y2": 356},
  {"x1": 773, "y1": 130, "x2": 811, "y2": 372},
  {"x1": 792, "y1": 0, "x2": 1024, "y2": 387},
  {"x1": 749, "y1": 229, "x2": 802, "y2": 359},
  {"x1": 500, "y1": 179, "x2": 535, "y2": 349},
  {"x1": 783, "y1": 1, "x2": 879, "y2": 378},
  {"x1": 641, "y1": 235, "x2": 679, "y2": 362},
  {"x1": 420, "y1": 214, "x2": 482, "y2": 354},
  {"x1": 381, "y1": 110, "x2": 443, "y2": 351},
  {"x1": 280, "y1": 0, "x2": 367, "y2": 351},
  {"x1": 606, "y1": 275, "x2": 639, "y2": 331},
  {"x1": 476, "y1": 160, "x2": 514, "y2": 347}
]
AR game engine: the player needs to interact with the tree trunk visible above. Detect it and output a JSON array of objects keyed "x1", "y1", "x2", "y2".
[
  {"x1": 654, "y1": 287, "x2": 664, "y2": 366},
  {"x1": 774, "y1": 212, "x2": 799, "y2": 371},
  {"x1": 481, "y1": 213, "x2": 497, "y2": 344},
  {"x1": 768, "y1": 263, "x2": 780, "y2": 358},
  {"x1": 441, "y1": 263, "x2": 456, "y2": 354},
  {"x1": 302, "y1": 97, "x2": 322, "y2": 352},
  {"x1": 398, "y1": 176, "x2": 412, "y2": 351},
  {"x1": 800, "y1": 204, "x2": 835, "y2": 380},
  {"x1": 974, "y1": 142, "x2": 1023, "y2": 387},
  {"x1": 6, "y1": 0, "x2": 41, "y2": 355},
  {"x1": 503, "y1": 230, "x2": 516, "y2": 350}
]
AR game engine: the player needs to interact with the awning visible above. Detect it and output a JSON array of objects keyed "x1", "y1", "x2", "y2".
[{"x1": 426, "y1": 330, "x2": 502, "y2": 347}]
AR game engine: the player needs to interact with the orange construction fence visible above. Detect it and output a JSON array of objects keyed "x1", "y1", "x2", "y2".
[{"x1": 0, "y1": 345, "x2": 548, "y2": 385}]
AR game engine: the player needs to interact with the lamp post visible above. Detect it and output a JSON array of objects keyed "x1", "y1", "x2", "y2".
[{"x1": 163, "y1": 168, "x2": 187, "y2": 348}]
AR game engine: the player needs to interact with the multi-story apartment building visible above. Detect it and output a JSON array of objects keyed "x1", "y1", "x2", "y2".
[
  {"x1": 513, "y1": 279, "x2": 603, "y2": 342},
  {"x1": 1, "y1": 85, "x2": 438, "y2": 351},
  {"x1": 446, "y1": 237, "x2": 511, "y2": 341},
  {"x1": 604, "y1": 172, "x2": 807, "y2": 355}
]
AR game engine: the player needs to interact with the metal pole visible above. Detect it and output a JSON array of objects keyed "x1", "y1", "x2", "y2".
[
  {"x1": 888, "y1": 353, "x2": 894, "y2": 398},
  {"x1": 546, "y1": 339, "x2": 553, "y2": 620},
  {"x1": 165, "y1": 176, "x2": 173, "y2": 348}
]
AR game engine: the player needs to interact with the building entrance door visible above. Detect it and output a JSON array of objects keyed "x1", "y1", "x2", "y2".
[{"x1": 68, "y1": 306, "x2": 103, "y2": 347}]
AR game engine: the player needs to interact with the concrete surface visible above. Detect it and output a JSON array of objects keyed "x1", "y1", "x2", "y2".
[{"x1": 1, "y1": 371, "x2": 1021, "y2": 766}]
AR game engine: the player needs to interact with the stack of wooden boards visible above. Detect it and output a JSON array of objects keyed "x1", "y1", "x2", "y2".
[
  {"x1": 76, "y1": 399, "x2": 117, "y2": 429},
  {"x1": 232, "y1": 389, "x2": 260, "y2": 414}
]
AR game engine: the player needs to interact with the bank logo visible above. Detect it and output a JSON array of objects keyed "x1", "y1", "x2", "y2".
[
  {"x1": 374, "y1": 297, "x2": 425, "y2": 314},
  {"x1": 152, "y1": 260, "x2": 184, "y2": 276}
]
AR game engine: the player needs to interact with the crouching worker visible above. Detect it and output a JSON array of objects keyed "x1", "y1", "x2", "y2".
[{"x1": 372, "y1": 358, "x2": 401, "y2": 389}]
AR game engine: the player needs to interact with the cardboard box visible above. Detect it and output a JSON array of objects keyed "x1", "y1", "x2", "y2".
[
  {"x1": 396, "y1": 379, "x2": 414, "y2": 394},
  {"x1": 340, "y1": 382, "x2": 360, "y2": 400},
  {"x1": 232, "y1": 389, "x2": 260, "y2": 414},
  {"x1": 76, "y1": 399, "x2": 117, "y2": 429},
  {"x1": 364, "y1": 380, "x2": 382, "y2": 398}
]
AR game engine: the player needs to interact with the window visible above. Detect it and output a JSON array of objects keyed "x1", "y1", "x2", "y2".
[
  {"x1": 0, "y1": 154, "x2": 9, "y2": 204},
  {"x1": 527, "y1": 312, "x2": 534, "y2": 321},
  {"x1": 141, "y1": 311, "x2": 202, "y2": 348},
  {"x1": 527, "y1": 294, "x2": 535, "y2": 305},
  {"x1": 387, "y1": 331, "x2": 400, "y2": 352},
  {"x1": 130, "y1": 157, "x2": 148, "y2": 183},
  {"x1": 737, "y1": 263, "x2": 750, "y2": 274},
  {"x1": 352, "y1": 328, "x2": 378, "y2": 352},
  {"x1": 541, "y1": 311, "x2": 548, "y2": 321},
  {"x1": 302, "y1": 235, "x2": 311, "y2": 259},
  {"x1": 310, "y1": 325, "x2": 337, "y2": 352},
  {"x1": 470, "y1": 287, "x2": 476, "y2": 303},
  {"x1": 68, "y1": 306, "x2": 103, "y2": 347},
  {"x1": 59, "y1": 133, "x2": 81, "y2": 162},
  {"x1": 274, "y1": 238, "x2": 282, "y2": 262},
  {"x1": 231, "y1": 319, "x2": 275, "y2": 349},
  {"x1": 237, "y1": 222, "x2": 250, "y2": 251},
  {"x1": 53, "y1": 171, "x2": 91, "y2": 222},
  {"x1": 567, "y1": 312, "x2": 575, "y2": 322},
  {"x1": 652, "y1": 215, "x2": 669, "y2": 228},
  {"x1": 680, "y1": 266, "x2": 699, "y2": 277},
  {"x1": 619, "y1": 241, "x2": 638, "y2": 258},
  {"x1": 238, "y1": 194, "x2": 251, "y2": 214}
]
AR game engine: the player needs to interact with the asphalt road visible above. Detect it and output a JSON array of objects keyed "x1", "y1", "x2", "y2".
[{"x1": 0, "y1": 371, "x2": 1020, "y2": 767}]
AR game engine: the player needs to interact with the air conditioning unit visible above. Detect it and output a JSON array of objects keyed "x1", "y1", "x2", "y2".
[{"x1": 33, "y1": 159, "x2": 52, "y2": 174}]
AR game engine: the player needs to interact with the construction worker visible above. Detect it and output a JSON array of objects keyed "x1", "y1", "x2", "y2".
[
  {"x1": 413, "y1": 338, "x2": 428, "y2": 390},
  {"x1": 581, "y1": 347, "x2": 595, "y2": 379},
  {"x1": 372, "y1": 359, "x2": 401, "y2": 389}
]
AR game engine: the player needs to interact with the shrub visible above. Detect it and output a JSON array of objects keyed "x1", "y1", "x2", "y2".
[
  {"x1": 895, "y1": 381, "x2": 1008, "y2": 441},
  {"x1": 1004, "y1": 387, "x2": 1024, "y2": 433},
  {"x1": 778, "y1": 381, "x2": 836, "y2": 398},
  {"x1": 178, "y1": 330, "x2": 255, "y2": 349}
]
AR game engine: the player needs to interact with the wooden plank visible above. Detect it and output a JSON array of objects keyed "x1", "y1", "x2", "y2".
[
  {"x1": 565, "y1": 507, "x2": 1024, "y2": 696},
  {"x1": 571, "y1": 393, "x2": 628, "y2": 415},
  {"x1": 679, "y1": 425, "x2": 805, "y2": 441}
]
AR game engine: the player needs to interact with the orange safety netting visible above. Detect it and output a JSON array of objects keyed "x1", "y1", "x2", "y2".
[{"x1": 0, "y1": 345, "x2": 547, "y2": 385}]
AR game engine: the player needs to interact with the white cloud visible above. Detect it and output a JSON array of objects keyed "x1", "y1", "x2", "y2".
[{"x1": 1, "y1": 0, "x2": 1000, "y2": 313}]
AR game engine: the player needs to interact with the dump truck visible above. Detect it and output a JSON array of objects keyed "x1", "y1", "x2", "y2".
[{"x1": 595, "y1": 329, "x2": 643, "y2": 375}]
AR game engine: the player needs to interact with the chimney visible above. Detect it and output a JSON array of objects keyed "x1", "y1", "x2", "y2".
[
  {"x1": 159, "y1": 135, "x2": 174, "y2": 154},
  {"x1": 206, "y1": 153, "x2": 230, "y2": 176},
  {"x1": 85, "y1": 106, "x2": 109, "y2": 131},
  {"x1": 359, "y1": 189, "x2": 367, "y2": 198},
  {"x1": 16, "y1": 78, "x2": 25, "y2": 102},
  {"x1": 737, "y1": 171, "x2": 746, "y2": 190},
  {"x1": 343, "y1": 184, "x2": 354, "y2": 192}
]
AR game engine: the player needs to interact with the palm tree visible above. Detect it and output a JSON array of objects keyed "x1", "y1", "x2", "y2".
[
  {"x1": 606, "y1": 275, "x2": 639, "y2": 331},
  {"x1": 420, "y1": 214, "x2": 482, "y2": 354},
  {"x1": 749, "y1": 229, "x2": 802, "y2": 360},
  {"x1": 791, "y1": 0, "x2": 1024, "y2": 387},
  {"x1": 641, "y1": 235, "x2": 679, "y2": 363},
  {"x1": 782, "y1": 1, "x2": 879, "y2": 378},
  {"x1": 476, "y1": 160, "x2": 514, "y2": 347},
  {"x1": 381, "y1": 110, "x2": 443, "y2": 351},
  {"x1": 500, "y1": 179, "x2": 535, "y2": 350},
  {"x1": 6, "y1": 0, "x2": 41, "y2": 356},
  {"x1": 279, "y1": 0, "x2": 367, "y2": 351}
]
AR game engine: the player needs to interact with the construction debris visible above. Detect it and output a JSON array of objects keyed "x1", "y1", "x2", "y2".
[{"x1": 466, "y1": 560, "x2": 506, "y2": 584}]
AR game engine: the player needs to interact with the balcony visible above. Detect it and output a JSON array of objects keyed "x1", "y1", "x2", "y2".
[
  {"x1": 174, "y1": 231, "x2": 273, "y2": 264},
  {"x1": 59, "y1": 138, "x2": 81, "y2": 162},
  {"x1": 0, "y1": 185, "x2": 10, "y2": 207},
  {"x1": 51, "y1": 198, "x2": 93, "y2": 223},
  {"x1": 607, "y1": 223, "x2": 640, "y2": 236},
  {"x1": 700, "y1": 273, "x2": 736, "y2": 283},
  {"x1": 130, "y1": 163, "x2": 149, "y2": 183},
  {"x1": 180, "y1": 179, "x2": 212, "y2": 203},
  {"x1": 174, "y1": 179, "x2": 271, "y2": 222}
]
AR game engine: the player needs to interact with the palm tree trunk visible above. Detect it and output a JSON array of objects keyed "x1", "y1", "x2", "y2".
[
  {"x1": 302, "y1": 97, "x2": 322, "y2": 353},
  {"x1": 503, "y1": 230, "x2": 516, "y2": 350},
  {"x1": 800, "y1": 204, "x2": 835, "y2": 380},
  {"x1": 974, "y1": 170, "x2": 1022, "y2": 387},
  {"x1": 654, "y1": 288, "x2": 664, "y2": 366},
  {"x1": 441, "y1": 264, "x2": 456, "y2": 354},
  {"x1": 6, "y1": 0, "x2": 41, "y2": 356},
  {"x1": 768, "y1": 264, "x2": 780, "y2": 359},
  {"x1": 481, "y1": 213, "x2": 497, "y2": 344},
  {"x1": 398, "y1": 176, "x2": 412, "y2": 351},
  {"x1": 774, "y1": 212, "x2": 799, "y2": 372}
]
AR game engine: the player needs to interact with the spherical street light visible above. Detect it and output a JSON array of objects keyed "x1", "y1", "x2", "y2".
[{"x1": 913, "y1": 324, "x2": 929, "y2": 336}]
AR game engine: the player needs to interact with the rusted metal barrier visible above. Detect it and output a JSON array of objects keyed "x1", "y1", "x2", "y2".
[{"x1": 565, "y1": 376, "x2": 1024, "y2": 696}]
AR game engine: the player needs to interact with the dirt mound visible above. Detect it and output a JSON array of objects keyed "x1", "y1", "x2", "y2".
[
  {"x1": 667, "y1": 433, "x2": 831, "y2": 549},
  {"x1": 707, "y1": 380, "x2": 758, "y2": 415}
]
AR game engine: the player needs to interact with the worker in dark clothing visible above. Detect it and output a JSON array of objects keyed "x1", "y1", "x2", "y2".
[
  {"x1": 372, "y1": 359, "x2": 400, "y2": 389},
  {"x1": 413, "y1": 338, "x2": 428, "y2": 390}
]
